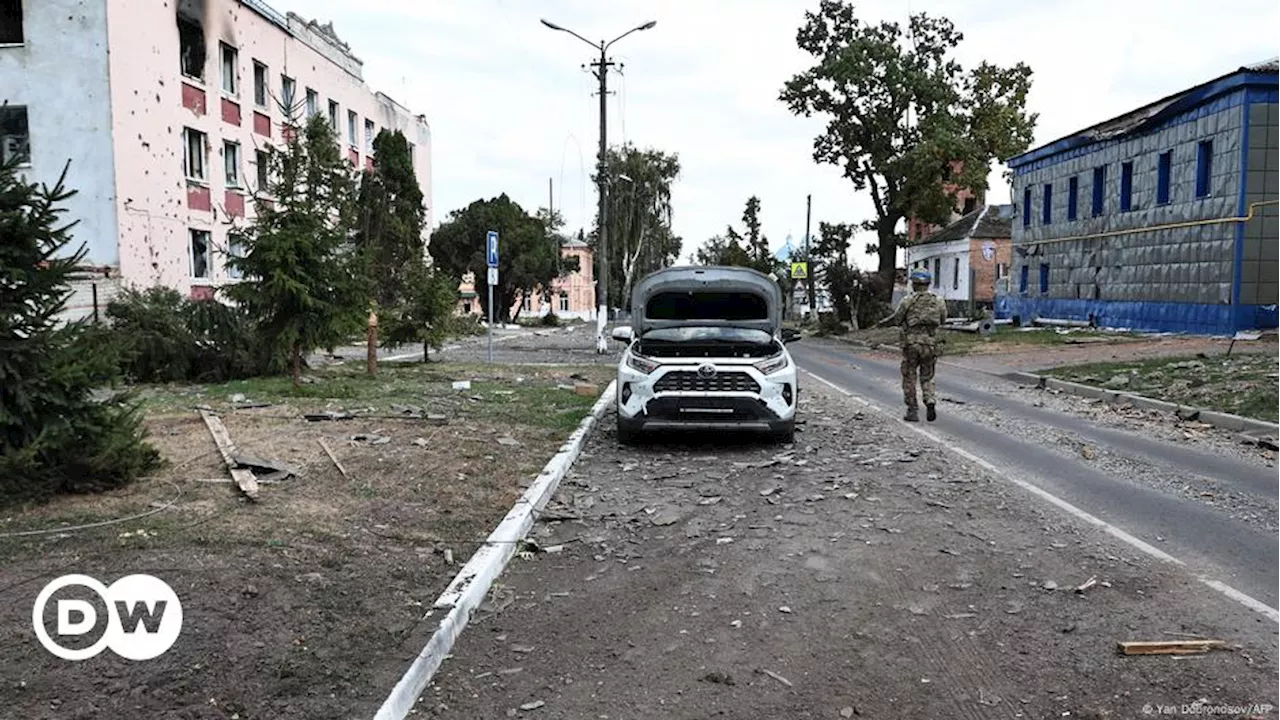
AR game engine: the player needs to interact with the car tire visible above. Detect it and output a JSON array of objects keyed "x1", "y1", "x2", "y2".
[
  {"x1": 617, "y1": 417, "x2": 641, "y2": 445},
  {"x1": 772, "y1": 421, "x2": 795, "y2": 444}
]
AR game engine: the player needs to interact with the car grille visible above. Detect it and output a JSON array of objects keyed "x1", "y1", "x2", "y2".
[{"x1": 654, "y1": 370, "x2": 760, "y2": 393}]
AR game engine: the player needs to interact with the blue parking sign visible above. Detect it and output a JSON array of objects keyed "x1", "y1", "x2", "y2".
[{"x1": 487, "y1": 231, "x2": 499, "y2": 267}]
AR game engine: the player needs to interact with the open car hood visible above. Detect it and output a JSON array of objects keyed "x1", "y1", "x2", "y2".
[{"x1": 630, "y1": 266, "x2": 782, "y2": 336}]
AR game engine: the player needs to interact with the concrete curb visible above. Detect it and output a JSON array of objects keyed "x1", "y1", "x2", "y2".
[
  {"x1": 1001, "y1": 372, "x2": 1279, "y2": 436},
  {"x1": 373, "y1": 380, "x2": 618, "y2": 720}
]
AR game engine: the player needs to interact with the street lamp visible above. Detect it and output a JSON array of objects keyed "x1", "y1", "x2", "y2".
[{"x1": 541, "y1": 17, "x2": 656, "y2": 353}]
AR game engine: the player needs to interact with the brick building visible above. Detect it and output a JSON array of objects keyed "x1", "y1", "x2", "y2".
[
  {"x1": 0, "y1": 0, "x2": 432, "y2": 320},
  {"x1": 1000, "y1": 59, "x2": 1278, "y2": 334},
  {"x1": 905, "y1": 160, "x2": 986, "y2": 244}
]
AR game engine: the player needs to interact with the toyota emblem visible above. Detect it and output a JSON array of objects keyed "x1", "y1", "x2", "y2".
[{"x1": 696, "y1": 363, "x2": 717, "y2": 378}]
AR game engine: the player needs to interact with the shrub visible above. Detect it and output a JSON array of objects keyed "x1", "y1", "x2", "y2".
[
  {"x1": 106, "y1": 288, "x2": 282, "y2": 383},
  {"x1": 540, "y1": 312, "x2": 561, "y2": 327}
]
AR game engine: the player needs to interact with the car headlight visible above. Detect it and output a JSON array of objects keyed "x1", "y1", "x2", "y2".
[
  {"x1": 626, "y1": 354, "x2": 659, "y2": 374},
  {"x1": 754, "y1": 353, "x2": 789, "y2": 375}
]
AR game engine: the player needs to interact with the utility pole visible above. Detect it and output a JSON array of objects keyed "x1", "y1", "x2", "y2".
[
  {"x1": 540, "y1": 18, "x2": 656, "y2": 354},
  {"x1": 805, "y1": 194, "x2": 816, "y2": 318}
]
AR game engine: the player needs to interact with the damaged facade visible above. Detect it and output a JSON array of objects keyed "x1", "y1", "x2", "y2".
[
  {"x1": 1000, "y1": 59, "x2": 1278, "y2": 335},
  {"x1": 0, "y1": 0, "x2": 432, "y2": 320},
  {"x1": 906, "y1": 204, "x2": 1013, "y2": 307}
]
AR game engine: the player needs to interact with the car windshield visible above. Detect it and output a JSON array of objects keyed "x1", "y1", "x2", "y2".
[{"x1": 639, "y1": 326, "x2": 774, "y2": 344}]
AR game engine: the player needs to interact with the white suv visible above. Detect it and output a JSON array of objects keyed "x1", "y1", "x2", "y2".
[{"x1": 610, "y1": 266, "x2": 800, "y2": 444}]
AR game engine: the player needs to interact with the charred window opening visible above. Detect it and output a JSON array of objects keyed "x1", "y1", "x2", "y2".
[
  {"x1": 189, "y1": 229, "x2": 211, "y2": 278},
  {"x1": 962, "y1": 196, "x2": 977, "y2": 215},
  {"x1": 645, "y1": 292, "x2": 768, "y2": 322},
  {"x1": 0, "y1": 0, "x2": 23, "y2": 44},
  {"x1": 0, "y1": 105, "x2": 29, "y2": 165},
  {"x1": 178, "y1": 14, "x2": 206, "y2": 80}
]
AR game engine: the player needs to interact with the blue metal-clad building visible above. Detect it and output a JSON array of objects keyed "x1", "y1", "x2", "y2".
[{"x1": 997, "y1": 59, "x2": 1279, "y2": 335}]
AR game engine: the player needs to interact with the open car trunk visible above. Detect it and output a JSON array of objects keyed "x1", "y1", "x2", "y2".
[{"x1": 630, "y1": 266, "x2": 782, "y2": 337}]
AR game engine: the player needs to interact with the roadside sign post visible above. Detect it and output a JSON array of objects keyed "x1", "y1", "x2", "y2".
[{"x1": 486, "y1": 231, "x2": 498, "y2": 363}]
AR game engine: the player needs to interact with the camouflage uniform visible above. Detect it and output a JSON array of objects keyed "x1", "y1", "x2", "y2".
[{"x1": 882, "y1": 289, "x2": 948, "y2": 415}]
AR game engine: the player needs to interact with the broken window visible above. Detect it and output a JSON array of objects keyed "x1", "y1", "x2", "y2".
[
  {"x1": 223, "y1": 141, "x2": 240, "y2": 187},
  {"x1": 220, "y1": 43, "x2": 237, "y2": 95},
  {"x1": 0, "y1": 105, "x2": 29, "y2": 165},
  {"x1": 280, "y1": 75, "x2": 296, "y2": 113},
  {"x1": 328, "y1": 100, "x2": 339, "y2": 131},
  {"x1": 178, "y1": 14, "x2": 205, "y2": 80},
  {"x1": 0, "y1": 0, "x2": 23, "y2": 44},
  {"x1": 347, "y1": 110, "x2": 358, "y2": 146},
  {"x1": 364, "y1": 119, "x2": 375, "y2": 153},
  {"x1": 226, "y1": 233, "x2": 246, "y2": 279},
  {"x1": 253, "y1": 61, "x2": 268, "y2": 107},
  {"x1": 182, "y1": 127, "x2": 207, "y2": 181},
  {"x1": 305, "y1": 88, "x2": 318, "y2": 118},
  {"x1": 255, "y1": 149, "x2": 270, "y2": 191},
  {"x1": 190, "y1": 229, "x2": 211, "y2": 278}
]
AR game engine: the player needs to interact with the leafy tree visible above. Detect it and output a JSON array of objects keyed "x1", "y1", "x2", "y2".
[
  {"x1": 429, "y1": 194, "x2": 575, "y2": 324},
  {"x1": 224, "y1": 113, "x2": 368, "y2": 387},
  {"x1": 741, "y1": 196, "x2": 774, "y2": 272},
  {"x1": 380, "y1": 260, "x2": 459, "y2": 362},
  {"x1": 590, "y1": 143, "x2": 683, "y2": 309},
  {"x1": 812, "y1": 221, "x2": 856, "y2": 322},
  {"x1": 0, "y1": 158, "x2": 161, "y2": 502},
  {"x1": 694, "y1": 233, "x2": 751, "y2": 267},
  {"x1": 779, "y1": 0, "x2": 1036, "y2": 297}
]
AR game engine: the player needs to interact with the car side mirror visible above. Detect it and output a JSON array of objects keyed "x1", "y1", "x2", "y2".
[
  {"x1": 781, "y1": 328, "x2": 801, "y2": 343},
  {"x1": 610, "y1": 326, "x2": 633, "y2": 342}
]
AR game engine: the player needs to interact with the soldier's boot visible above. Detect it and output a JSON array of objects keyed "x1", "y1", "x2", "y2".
[
  {"x1": 904, "y1": 407, "x2": 919, "y2": 422},
  {"x1": 926, "y1": 403, "x2": 937, "y2": 422}
]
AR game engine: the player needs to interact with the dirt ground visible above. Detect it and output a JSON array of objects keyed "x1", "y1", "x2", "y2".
[
  {"x1": 0, "y1": 360, "x2": 613, "y2": 720},
  {"x1": 425, "y1": 384, "x2": 1278, "y2": 719}
]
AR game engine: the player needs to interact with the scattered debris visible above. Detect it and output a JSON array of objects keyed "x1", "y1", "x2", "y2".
[
  {"x1": 943, "y1": 613, "x2": 976, "y2": 619},
  {"x1": 317, "y1": 439, "x2": 348, "y2": 480},
  {"x1": 756, "y1": 668, "x2": 793, "y2": 688},
  {"x1": 452, "y1": 380, "x2": 472, "y2": 391},
  {"x1": 497, "y1": 436, "x2": 522, "y2": 447},
  {"x1": 573, "y1": 383, "x2": 600, "y2": 397},
  {"x1": 1081, "y1": 445, "x2": 1097, "y2": 460},
  {"x1": 199, "y1": 410, "x2": 259, "y2": 501},
  {"x1": 518, "y1": 700, "x2": 545, "y2": 711},
  {"x1": 351, "y1": 433, "x2": 391, "y2": 445},
  {"x1": 304, "y1": 410, "x2": 355, "y2": 422},
  {"x1": 1117, "y1": 640, "x2": 1227, "y2": 656},
  {"x1": 778, "y1": 606, "x2": 792, "y2": 614},
  {"x1": 700, "y1": 671, "x2": 736, "y2": 686},
  {"x1": 1075, "y1": 576, "x2": 1098, "y2": 593}
]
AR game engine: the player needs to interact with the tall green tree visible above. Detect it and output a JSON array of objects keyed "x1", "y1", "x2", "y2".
[
  {"x1": 741, "y1": 196, "x2": 773, "y2": 272},
  {"x1": 779, "y1": 0, "x2": 1036, "y2": 297},
  {"x1": 694, "y1": 233, "x2": 751, "y2": 267},
  {"x1": 224, "y1": 113, "x2": 368, "y2": 387},
  {"x1": 693, "y1": 196, "x2": 780, "y2": 277},
  {"x1": 355, "y1": 128, "x2": 456, "y2": 360},
  {"x1": 590, "y1": 143, "x2": 683, "y2": 310},
  {"x1": 0, "y1": 158, "x2": 161, "y2": 502},
  {"x1": 429, "y1": 194, "x2": 576, "y2": 324},
  {"x1": 357, "y1": 129, "x2": 426, "y2": 312}
]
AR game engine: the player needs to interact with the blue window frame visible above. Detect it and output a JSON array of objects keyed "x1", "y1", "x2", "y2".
[
  {"x1": 1022, "y1": 186, "x2": 1032, "y2": 228},
  {"x1": 1042, "y1": 183, "x2": 1052, "y2": 225},
  {"x1": 1039, "y1": 263, "x2": 1049, "y2": 294},
  {"x1": 1067, "y1": 176, "x2": 1078, "y2": 221},
  {"x1": 1120, "y1": 161, "x2": 1133, "y2": 212},
  {"x1": 1091, "y1": 166, "x2": 1106, "y2": 217},
  {"x1": 1156, "y1": 151, "x2": 1172, "y2": 205},
  {"x1": 1195, "y1": 140, "x2": 1213, "y2": 198},
  {"x1": 1019, "y1": 264, "x2": 1029, "y2": 294}
]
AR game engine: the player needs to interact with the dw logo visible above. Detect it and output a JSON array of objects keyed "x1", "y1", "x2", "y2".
[{"x1": 32, "y1": 574, "x2": 183, "y2": 661}]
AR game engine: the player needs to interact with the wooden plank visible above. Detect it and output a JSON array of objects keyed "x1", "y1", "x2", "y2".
[
  {"x1": 1117, "y1": 640, "x2": 1226, "y2": 656},
  {"x1": 318, "y1": 438, "x2": 349, "y2": 480},
  {"x1": 200, "y1": 410, "x2": 260, "y2": 501}
]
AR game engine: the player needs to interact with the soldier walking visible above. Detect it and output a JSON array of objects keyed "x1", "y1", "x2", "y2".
[{"x1": 875, "y1": 270, "x2": 948, "y2": 422}]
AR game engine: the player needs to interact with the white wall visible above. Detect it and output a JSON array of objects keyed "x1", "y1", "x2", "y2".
[
  {"x1": 0, "y1": 0, "x2": 120, "y2": 266},
  {"x1": 906, "y1": 238, "x2": 971, "y2": 302}
]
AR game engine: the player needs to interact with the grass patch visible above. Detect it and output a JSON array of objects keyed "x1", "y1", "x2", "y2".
[
  {"x1": 1043, "y1": 353, "x2": 1278, "y2": 422},
  {"x1": 840, "y1": 325, "x2": 1145, "y2": 355}
]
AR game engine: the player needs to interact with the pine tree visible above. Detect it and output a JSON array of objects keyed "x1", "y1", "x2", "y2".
[
  {"x1": 0, "y1": 158, "x2": 161, "y2": 503},
  {"x1": 225, "y1": 114, "x2": 368, "y2": 387}
]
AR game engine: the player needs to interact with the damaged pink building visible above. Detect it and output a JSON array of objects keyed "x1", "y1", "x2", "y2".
[{"x1": 0, "y1": 0, "x2": 432, "y2": 319}]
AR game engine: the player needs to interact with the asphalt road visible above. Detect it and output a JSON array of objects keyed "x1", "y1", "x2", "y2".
[{"x1": 789, "y1": 339, "x2": 1280, "y2": 609}]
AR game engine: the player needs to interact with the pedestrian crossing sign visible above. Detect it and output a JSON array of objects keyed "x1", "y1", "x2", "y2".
[{"x1": 790, "y1": 262, "x2": 808, "y2": 279}]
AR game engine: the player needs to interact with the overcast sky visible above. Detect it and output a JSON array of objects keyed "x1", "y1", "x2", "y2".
[{"x1": 271, "y1": 0, "x2": 1277, "y2": 270}]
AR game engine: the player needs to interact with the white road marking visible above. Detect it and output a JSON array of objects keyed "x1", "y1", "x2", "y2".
[{"x1": 801, "y1": 367, "x2": 1280, "y2": 624}]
